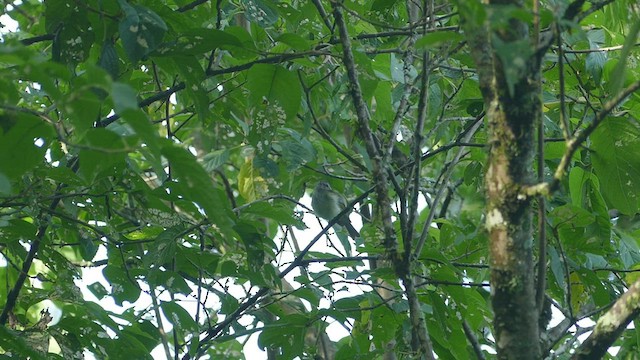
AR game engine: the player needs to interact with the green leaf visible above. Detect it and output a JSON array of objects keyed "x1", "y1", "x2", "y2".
[
  {"x1": 219, "y1": 291, "x2": 240, "y2": 315},
  {"x1": 121, "y1": 320, "x2": 161, "y2": 353},
  {"x1": 276, "y1": 33, "x2": 310, "y2": 50},
  {"x1": 569, "y1": 166, "x2": 590, "y2": 207},
  {"x1": 585, "y1": 45, "x2": 607, "y2": 85},
  {"x1": 238, "y1": 157, "x2": 263, "y2": 202},
  {"x1": 371, "y1": 0, "x2": 399, "y2": 11},
  {"x1": 171, "y1": 56, "x2": 210, "y2": 121},
  {"x1": 456, "y1": 0, "x2": 487, "y2": 27},
  {"x1": 111, "y1": 82, "x2": 139, "y2": 112},
  {"x1": 0, "y1": 327, "x2": 46, "y2": 360},
  {"x1": 79, "y1": 236, "x2": 99, "y2": 261},
  {"x1": 242, "y1": 0, "x2": 279, "y2": 26},
  {"x1": 0, "y1": 219, "x2": 37, "y2": 243},
  {"x1": 119, "y1": 109, "x2": 162, "y2": 155},
  {"x1": 274, "y1": 129, "x2": 316, "y2": 171},
  {"x1": 247, "y1": 64, "x2": 302, "y2": 121},
  {"x1": 102, "y1": 265, "x2": 142, "y2": 305},
  {"x1": 415, "y1": 32, "x2": 465, "y2": 49},
  {"x1": 157, "y1": 29, "x2": 242, "y2": 56},
  {"x1": 45, "y1": 0, "x2": 94, "y2": 65},
  {"x1": 257, "y1": 314, "x2": 307, "y2": 359},
  {"x1": 242, "y1": 202, "x2": 300, "y2": 225},
  {"x1": 98, "y1": 42, "x2": 120, "y2": 79},
  {"x1": 161, "y1": 145, "x2": 234, "y2": 225},
  {"x1": 175, "y1": 246, "x2": 220, "y2": 277},
  {"x1": 549, "y1": 246, "x2": 566, "y2": 289},
  {"x1": 77, "y1": 128, "x2": 136, "y2": 183},
  {"x1": 493, "y1": 38, "x2": 532, "y2": 97},
  {"x1": 144, "y1": 226, "x2": 183, "y2": 267},
  {"x1": 202, "y1": 149, "x2": 230, "y2": 172},
  {"x1": 550, "y1": 204, "x2": 594, "y2": 228},
  {"x1": 591, "y1": 118, "x2": 640, "y2": 214},
  {"x1": 0, "y1": 172, "x2": 11, "y2": 195},
  {"x1": 117, "y1": 0, "x2": 167, "y2": 62},
  {"x1": 0, "y1": 113, "x2": 53, "y2": 179},
  {"x1": 147, "y1": 270, "x2": 192, "y2": 295},
  {"x1": 223, "y1": 26, "x2": 258, "y2": 59},
  {"x1": 608, "y1": 19, "x2": 640, "y2": 95},
  {"x1": 87, "y1": 282, "x2": 109, "y2": 300}
]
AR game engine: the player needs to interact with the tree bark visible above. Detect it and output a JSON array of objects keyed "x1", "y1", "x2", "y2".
[
  {"x1": 461, "y1": 0, "x2": 543, "y2": 358},
  {"x1": 572, "y1": 279, "x2": 640, "y2": 359}
]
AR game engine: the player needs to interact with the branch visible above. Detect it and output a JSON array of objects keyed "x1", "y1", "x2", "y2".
[
  {"x1": 189, "y1": 193, "x2": 367, "y2": 358},
  {"x1": 19, "y1": 33, "x2": 54, "y2": 45},
  {"x1": 331, "y1": 2, "x2": 434, "y2": 358},
  {"x1": 406, "y1": 10, "x2": 430, "y2": 262},
  {"x1": 571, "y1": 278, "x2": 640, "y2": 359},
  {"x1": 176, "y1": 0, "x2": 209, "y2": 13},
  {"x1": 561, "y1": 43, "x2": 640, "y2": 54},
  {"x1": 0, "y1": 182, "x2": 66, "y2": 324},
  {"x1": 205, "y1": 51, "x2": 327, "y2": 77},
  {"x1": 98, "y1": 51, "x2": 328, "y2": 127},
  {"x1": 329, "y1": 0, "x2": 397, "y2": 269},
  {"x1": 522, "y1": 79, "x2": 640, "y2": 198},
  {"x1": 542, "y1": 317, "x2": 572, "y2": 354},
  {"x1": 414, "y1": 117, "x2": 483, "y2": 257},
  {"x1": 98, "y1": 83, "x2": 186, "y2": 127},
  {"x1": 350, "y1": 26, "x2": 459, "y2": 41},
  {"x1": 310, "y1": 0, "x2": 334, "y2": 33},
  {"x1": 536, "y1": 0, "x2": 615, "y2": 62},
  {"x1": 463, "y1": 320, "x2": 486, "y2": 360},
  {"x1": 547, "y1": 79, "x2": 640, "y2": 193},
  {"x1": 297, "y1": 256, "x2": 378, "y2": 266}
]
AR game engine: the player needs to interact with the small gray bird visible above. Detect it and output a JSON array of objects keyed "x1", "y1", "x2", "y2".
[{"x1": 311, "y1": 182, "x2": 360, "y2": 239}]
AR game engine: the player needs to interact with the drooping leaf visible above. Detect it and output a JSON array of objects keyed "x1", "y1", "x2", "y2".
[{"x1": 238, "y1": 157, "x2": 267, "y2": 202}]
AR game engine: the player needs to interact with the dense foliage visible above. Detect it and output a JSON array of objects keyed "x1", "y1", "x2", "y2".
[{"x1": 1, "y1": 0, "x2": 640, "y2": 359}]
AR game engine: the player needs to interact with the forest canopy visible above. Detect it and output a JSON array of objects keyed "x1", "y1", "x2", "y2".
[{"x1": 1, "y1": 0, "x2": 640, "y2": 359}]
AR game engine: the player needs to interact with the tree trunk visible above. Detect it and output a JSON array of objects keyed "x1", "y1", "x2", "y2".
[{"x1": 462, "y1": 0, "x2": 543, "y2": 358}]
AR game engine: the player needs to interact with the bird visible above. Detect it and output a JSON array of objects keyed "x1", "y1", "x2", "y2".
[{"x1": 311, "y1": 182, "x2": 360, "y2": 239}]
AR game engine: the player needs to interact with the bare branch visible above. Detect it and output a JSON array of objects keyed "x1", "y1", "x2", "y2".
[{"x1": 571, "y1": 279, "x2": 640, "y2": 359}]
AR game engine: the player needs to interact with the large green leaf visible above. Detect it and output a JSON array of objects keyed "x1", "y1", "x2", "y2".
[
  {"x1": 77, "y1": 128, "x2": 137, "y2": 183},
  {"x1": 257, "y1": 314, "x2": 307, "y2": 359},
  {"x1": 117, "y1": 0, "x2": 167, "y2": 62},
  {"x1": 160, "y1": 301, "x2": 199, "y2": 334},
  {"x1": 0, "y1": 113, "x2": 53, "y2": 180},
  {"x1": 102, "y1": 265, "x2": 142, "y2": 305},
  {"x1": 591, "y1": 117, "x2": 640, "y2": 214},
  {"x1": 161, "y1": 145, "x2": 234, "y2": 228},
  {"x1": 247, "y1": 64, "x2": 302, "y2": 121},
  {"x1": 45, "y1": 0, "x2": 94, "y2": 64}
]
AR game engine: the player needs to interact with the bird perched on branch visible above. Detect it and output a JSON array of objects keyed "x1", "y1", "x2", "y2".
[{"x1": 311, "y1": 182, "x2": 360, "y2": 239}]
